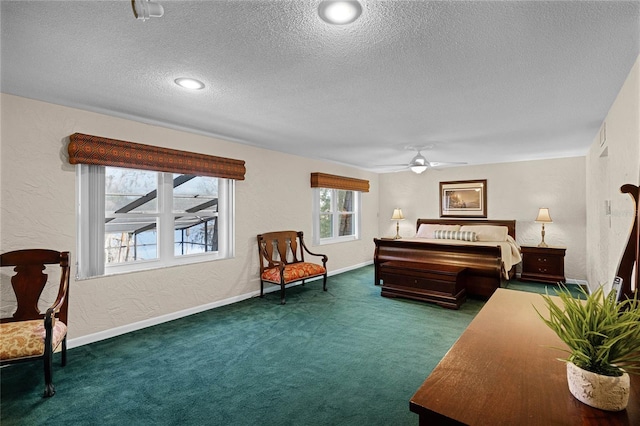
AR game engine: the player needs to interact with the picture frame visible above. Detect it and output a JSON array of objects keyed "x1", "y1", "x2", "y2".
[{"x1": 439, "y1": 179, "x2": 487, "y2": 218}]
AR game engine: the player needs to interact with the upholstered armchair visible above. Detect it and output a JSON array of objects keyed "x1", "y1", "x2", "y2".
[
  {"x1": 257, "y1": 231, "x2": 328, "y2": 304},
  {"x1": 0, "y1": 249, "x2": 70, "y2": 397}
]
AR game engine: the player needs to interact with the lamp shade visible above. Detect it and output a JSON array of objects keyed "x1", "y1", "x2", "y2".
[
  {"x1": 391, "y1": 208, "x2": 404, "y2": 220},
  {"x1": 535, "y1": 208, "x2": 552, "y2": 223}
]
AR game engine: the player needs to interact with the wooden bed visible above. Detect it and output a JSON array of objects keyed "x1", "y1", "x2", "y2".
[{"x1": 374, "y1": 219, "x2": 517, "y2": 307}]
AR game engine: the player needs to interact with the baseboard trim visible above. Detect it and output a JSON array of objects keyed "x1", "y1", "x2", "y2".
[
  {"x1": 67, "y1": 260, "x2": 373, "y2": 349},
  {"x1": 514, "y1": 273, "x2": 589, "y2": 291}
]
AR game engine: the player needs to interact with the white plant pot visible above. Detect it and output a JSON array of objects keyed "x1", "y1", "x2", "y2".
[{"x1": 566, "y1": 362, "x2": 630, "y2": 411}]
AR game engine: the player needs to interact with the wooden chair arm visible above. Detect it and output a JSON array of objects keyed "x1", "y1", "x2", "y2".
[
  {"x1": 45, "y1": 294, "x2": 66, "y2": 326},
  {"x1": 300, "y1": 240, "x2": 328, "y2": 266},
  {"x1": 51, "y1": 270, "x2": 69, "y2": 313},
  {"x1": 48, "y1": 255, "x2": 70, "y2": 324},
  {"x1": 44, "y1": 307, "x2": 57, "y2": 329}
]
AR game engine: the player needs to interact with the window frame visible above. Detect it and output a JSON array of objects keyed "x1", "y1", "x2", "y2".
[
  {"x1": 76, "y1": 164, "x2": 235, "y2": 279},
  {"x1": 312, "y1": 187, "x2": 361, "y2": 245}
]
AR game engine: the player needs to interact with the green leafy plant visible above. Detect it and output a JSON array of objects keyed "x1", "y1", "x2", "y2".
[{"x1": 535, "y1": 285, "x2": 640, "y2": 377}]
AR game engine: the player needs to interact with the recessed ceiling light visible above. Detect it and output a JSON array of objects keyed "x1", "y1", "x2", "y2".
[
  {"x1": 174, "y1": 78, "x2": 205, "y2": 90},
  {"x1": 318, "y1": 1, "x2": 362, "y2": 25}
]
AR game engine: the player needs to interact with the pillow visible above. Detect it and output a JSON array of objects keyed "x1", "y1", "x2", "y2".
[
  {"x1": 459, "y1": 225, "x2": 508, "y2": 242},
  {"x1": 415, "y1": 224, "x2": 460, "y2": 239},
  {"x1": 433, "y1": 230, "x2": 477, "y2": 241}
]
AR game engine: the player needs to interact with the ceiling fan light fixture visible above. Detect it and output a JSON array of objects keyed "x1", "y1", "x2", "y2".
[
  {"x1": 318, "y1": 1, "x2": 362, "y2": 25},
  {"x1": 409, "y1": 151, "x2": 429, "y2": 174},
  {"x1": 132, "y1": 0, "x2": 164, "y2": 21},
  {"x1": 409, "y1": 152, "x2": 428, "y2": 173}
]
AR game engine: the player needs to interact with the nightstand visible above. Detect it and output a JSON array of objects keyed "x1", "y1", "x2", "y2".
[{"x1": 519, "y1": 246, "x2": 566, "y2": 284}]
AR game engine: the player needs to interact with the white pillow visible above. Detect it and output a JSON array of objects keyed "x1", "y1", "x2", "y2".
[
  {"x1": 459, "y1": 225, "x2": 509, "y2": 242},
  {"x1": 416, "y1": 224, "x2": 461, "y2": 238},
  {"x1": 433, "y1": 230, "x2": 477, "y2": 242}
]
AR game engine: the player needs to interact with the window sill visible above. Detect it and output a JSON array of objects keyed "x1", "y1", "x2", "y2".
[
  {"x1": 76, "y1": 252, "x2": 230, "y2": 280},
  {"x1": 316, "y1": 236, "x2": 359, "y2": 246}
]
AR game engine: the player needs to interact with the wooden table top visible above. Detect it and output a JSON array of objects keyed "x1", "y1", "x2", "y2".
[{"x1": 410, "y1": 288, "x2": 640, "y2": 425}]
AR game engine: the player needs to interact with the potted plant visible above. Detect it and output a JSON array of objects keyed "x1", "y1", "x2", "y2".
[{"x1": 535, "y1": 285, "x2": 640, "y2": 411}]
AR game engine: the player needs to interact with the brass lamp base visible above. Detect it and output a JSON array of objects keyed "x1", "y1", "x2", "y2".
[
  {"x1": 394, "y1": 221, "x2": 402, "y2": 239},
  {"x1": 538, "y1": 223, "x2": 548, "y2": 247}
]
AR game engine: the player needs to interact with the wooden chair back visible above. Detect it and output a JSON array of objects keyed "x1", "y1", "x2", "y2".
[
  {"x1": 616, "y1": 184, "x2": 639, "y2": 299},
  {"x1": 0, "y1": 249, "x2": 70, "y2": 324},
  {"x1": 257, "y1": 231, "x2": 306, "y2": 271}
]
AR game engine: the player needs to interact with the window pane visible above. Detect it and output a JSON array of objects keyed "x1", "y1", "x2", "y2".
[
  {"x1": 174, "y1": 216, "x2": 217, "y2": 255},
  {"x1": 105, "y1": 218, "x2": 158, "y2": 264},
  {"x1": 319, "y1": 213, "x2": 332, "y2": 238},
  {"x1": 338, "y1": 213, "x2": 354, "y2": 236},
  {"x1": 337, "y1": 190, "x2": 353, "y2": 212},
  {"x1": 105, "y1": 167, "x2": 158, "y2": 214},
  {"x1": 319, "y1": 188, "x2": 332, "y2": 213},
  {"x1": 173, "y1": 175, "x2": 219, "y2": 214}
]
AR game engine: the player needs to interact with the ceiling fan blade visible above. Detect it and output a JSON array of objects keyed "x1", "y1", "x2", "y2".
[
  {"x1": 371, "y1": 164, "x2": 412, "y2": 173},
  {"x1": 428, "y1": 161, "x2": 467, "y2": 167}
]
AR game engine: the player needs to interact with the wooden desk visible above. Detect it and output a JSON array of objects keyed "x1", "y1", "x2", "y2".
[{"x1": 410, "y1": 288, "x2": 640, "y2": 425}]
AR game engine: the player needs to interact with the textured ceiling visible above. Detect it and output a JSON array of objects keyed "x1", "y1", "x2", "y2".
[{"x1": 2, "y1": 1, "x2": 639, "y2": 172}]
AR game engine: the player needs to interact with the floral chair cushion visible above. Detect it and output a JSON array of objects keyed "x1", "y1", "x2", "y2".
[
  {"x1": 0, "y1": 319, "x2": 67, "y2": 361},
  {"x1": 261, "y1": 262, "x2": 326, "y2": 284}
]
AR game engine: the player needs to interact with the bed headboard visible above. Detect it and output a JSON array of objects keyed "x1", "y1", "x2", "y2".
[{"x1": 416, "y1": 218, "x2": 516, "y2": 239}]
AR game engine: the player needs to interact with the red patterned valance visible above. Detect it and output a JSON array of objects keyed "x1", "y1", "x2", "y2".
[
  {"x1": 310, "y1": 172, "x2": 369, "y2": 192},
  {"x1": 68, "y1": 133, "x2": 245, "y2": 180}
]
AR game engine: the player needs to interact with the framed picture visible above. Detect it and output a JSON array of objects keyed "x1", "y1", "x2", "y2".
[{"x1": 439, "y1": 179, "x2": 487, "y2": 218}]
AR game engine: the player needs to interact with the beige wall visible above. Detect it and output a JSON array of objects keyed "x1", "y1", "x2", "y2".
[
  {"x1": 586, "y1": 56, "x2": 640, "y2": 291},
  {"x1": 2, "y1": 52, "x2": 637, "y2": 345},
  {"x1": 0, "y1": 94, "x2": 379, "y2": 342},
  {"x1": 378, "y1": 156, "x2": 587, "y2": 282}
]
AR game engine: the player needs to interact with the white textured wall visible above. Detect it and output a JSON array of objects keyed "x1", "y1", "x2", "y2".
[
  {"x1": 586, "y1": 56, "x2": 640, "y2": 291},
  {"x1": 379, "y1": 157, "x2": 587, "y2": 282},
  {"x1": 0, "y1": 94, "x2": 379, "y2": 340}
]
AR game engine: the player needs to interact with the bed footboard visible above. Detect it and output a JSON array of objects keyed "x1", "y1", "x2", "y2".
[{"x1": 373, "y1": 238, "x2": 503, "y2": 299}]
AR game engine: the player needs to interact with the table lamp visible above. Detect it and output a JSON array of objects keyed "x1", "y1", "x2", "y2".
[
  {"x1": 535, "y1": 208, "x2": 552, "y2": 247},
  {"x1": 391, "y1": 208, "x2": 404, "y2": 239}
]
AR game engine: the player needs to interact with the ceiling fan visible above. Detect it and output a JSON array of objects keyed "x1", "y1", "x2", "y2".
[{"x1": 379, "y1": 146, "x2": 467, "y2": 174}]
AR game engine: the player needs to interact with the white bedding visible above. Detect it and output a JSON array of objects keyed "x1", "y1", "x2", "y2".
[{"x1": 402, "y1": 236, "x2": 522, "y2": 279}]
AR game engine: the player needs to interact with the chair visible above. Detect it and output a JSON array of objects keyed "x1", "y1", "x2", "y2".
[
  {"x1": 615, "y1": 184, "x2": 639, "y2": 300},
  {"x1": 0, "y1": 249, "x2": 70, "y2": 397},
  {"x1": 257, "y1": 231, "x2": 328, "y2": 304}
]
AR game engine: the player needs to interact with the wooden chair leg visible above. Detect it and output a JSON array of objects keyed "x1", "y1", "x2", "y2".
[
  {"x1": 61, "y1": 337, "x2": 67, "y2": 367},
  {"x1": 43, "y1": 347, "x2": 55, "y2": 397},
  {"x1": 323, "y1": 274, "x2": 327, "y2": 291},
  {"x1": 280, "y1": 284, "x2": 286, "y2": 305}
]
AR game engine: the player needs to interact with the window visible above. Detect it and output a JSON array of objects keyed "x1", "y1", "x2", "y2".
[
  {"x1": 313, "y1": 188, "x2": 360, "y2": 245},
  {"x1": 77, "y1": 165, "x2": 234, "y2": 278}
]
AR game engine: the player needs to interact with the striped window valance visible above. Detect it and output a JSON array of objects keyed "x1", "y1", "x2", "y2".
[
  {"x1": 68, "y1": 133, "x2": 246, "y2": 180},
  {"x1": 310, "y1": 172, "x2": 369, "y2": 192}
]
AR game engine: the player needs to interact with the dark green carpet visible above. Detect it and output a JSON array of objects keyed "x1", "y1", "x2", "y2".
[{"x1": 1, "y1": 265, "x2": 485, "y2": 426}]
